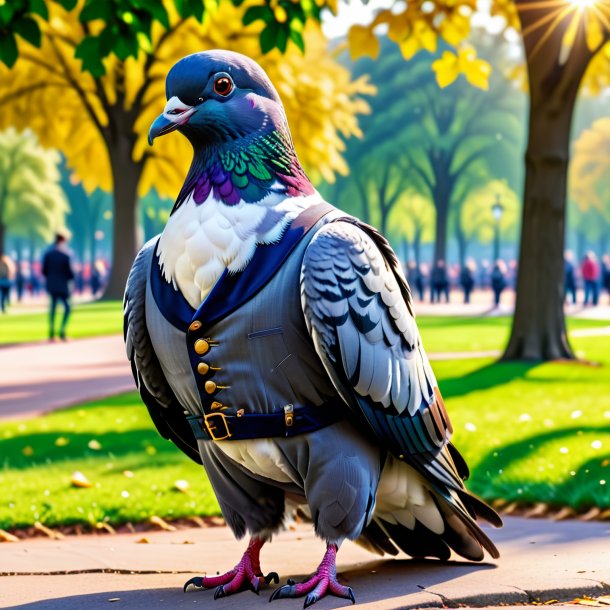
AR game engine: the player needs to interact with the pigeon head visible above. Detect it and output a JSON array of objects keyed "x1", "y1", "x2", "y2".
[
  {"x1": 148, "y1": 50, "x2": 286, "y2": 146},
  {"x1": 149, "y1": 51, "x2": 314, "y2": 208}
]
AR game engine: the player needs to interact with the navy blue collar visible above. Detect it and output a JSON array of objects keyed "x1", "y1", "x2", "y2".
[{"x1": 150, "y1": 202, "x2": 335, "y2": 331}]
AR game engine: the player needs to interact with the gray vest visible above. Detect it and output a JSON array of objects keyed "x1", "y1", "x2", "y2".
[{"x1": 145, "y1": 213, "x2": 342, "y2": 420}]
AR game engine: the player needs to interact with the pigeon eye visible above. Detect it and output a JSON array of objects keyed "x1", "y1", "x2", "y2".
[{"x1": 214, "y1": 77, "x2": 233, "y2": 96}]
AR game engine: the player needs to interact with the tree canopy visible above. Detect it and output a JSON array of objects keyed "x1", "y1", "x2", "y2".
[{"x1": 0, "y1": 127, "x2": 67, "y2": 257}]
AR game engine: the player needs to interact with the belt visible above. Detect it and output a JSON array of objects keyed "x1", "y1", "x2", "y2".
[{"x1": 186, "y1": 403, "x2": 343, "y2": 441}]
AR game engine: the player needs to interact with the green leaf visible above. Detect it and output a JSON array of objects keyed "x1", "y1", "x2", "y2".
[
  {"x1": 260, "y1": 22, "x2": 279, "y2": 54},
  {"x1": 0, "y1": 32, "x2": 18, "y2": 68},
  {"x1": 13, "y1": 17, "x2": 42, "y2": 47},
  {"x1": 174, "y1": 0, "x2": 204, "y2": 21},
  {"x1": 133, "y1": 0, "x2": 169, "y2": 29},
  {"x1": 80, "y1": 0, "x2": 114, "y2": 22},
  {"x1": 289, "y1": 29, "x2": 304, "y2": 53},
  {"x1": 243, "y1": 5, "x2": 269, "y2": 26},
  {"x1": 275, "y1": 25, "x2": 288, "y2": 53},
  {"x1": 53, "y1": 0, "x2": 78, "y2": 10},
  {"x1": 75, "y1": 36, "x2": 106, "y2": 77},
  {"x1": 113, "y1": 32, "x2": 138, "y2": 61},
  {"x1": 29, "y1": 0, "x2": 49, "y2": 20}
]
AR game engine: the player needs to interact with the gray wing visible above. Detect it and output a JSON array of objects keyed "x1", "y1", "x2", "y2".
[
  {"x1": 124, "y1": 238, "x2": 201, "y2": 464},
  {"x1": 301, "y1": 219, "x2": 466, "y2": 492}
]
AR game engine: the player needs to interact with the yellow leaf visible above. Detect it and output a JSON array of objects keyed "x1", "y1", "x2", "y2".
[
  {"x1": 347, "y1": 25, "x2": 380, "y2": 60},
  {"x1": 432, "y1": 51, "x2": 460, "y2": 88},
  {"x1": 458, "y1": 48, "x2": 491, "y2": 90},
  {"x1": 71, "y1": 470, "x2": 92, "y2": 488},
  {"x1": 586, "y1": 13, "x2": 604, "y2": 52}
]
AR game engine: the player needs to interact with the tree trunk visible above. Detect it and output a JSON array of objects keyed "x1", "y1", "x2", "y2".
[
  {"x1": 102, "y1": 137, "x2": 143, "y2": 301},
  {"x1": 503, "y1": 6, "x2": 600, "y2": 361},
  {"x1": 0, "y1": 221, "x2": 5, "y2": 258},
  {"x1": 414, "y1": 229, "x2": 422, "y2": 267},
  {"x1": 455, "y1": 225, "x2": 467, "y2": 267},
  {"x1": 432, "y1": 184, "x2": 450, "y2": 265}
]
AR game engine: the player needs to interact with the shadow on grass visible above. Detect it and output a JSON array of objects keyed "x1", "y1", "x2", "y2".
[
  {"x1": 2, "y1": 428, "x2": 187, "y2": 472},
  {"x1": 470, "y1": 426, "x2": 610, "y2": 516},
  {"x1": 440, "y1": 361, "x2": 538, "y2": 398}
]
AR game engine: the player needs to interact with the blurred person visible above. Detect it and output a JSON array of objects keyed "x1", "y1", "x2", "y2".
[
  {"x1": 74, "y1": 264, "x2": 84, "y2": 294},
  {"x1": 15, "y1": 262, "x2": 25, "y2": 301},
  {"x1": 91, "y1": 264, "x2": 102, "y2": 297},
  {"x1": 490, "y1": 259, "x2": 507, "y2": 308},
  {"x1": 0, "y1": 254, "x2": 15, "y2": 313},
  {"x1": 602, "y1": 254, "x2": 610, "y2": 304},
  {"x1": 564, "y1": 250, "x2": 577, "y2": 305},
  {"x1": 407, "y1": 261, "x2": 424, "y2": 301},
  {"x1": 582, "y1": 251, "x2": 600, "y2": 306},
  {"x1": 42, "y1": 233, "x2": 75, "y2": 341},
  {"x1": 459, "y1": 259, "x2": 476, "y2": 304},
  {"x1": 430, "y1": 259, "x2": 449, "y2": 303}
]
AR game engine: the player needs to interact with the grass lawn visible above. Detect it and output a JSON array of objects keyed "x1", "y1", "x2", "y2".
[
  {"x1": 2, "y1": 299, "x2": 607, "y2": 354},
  {"x1": 0, "y1": 301, "x2": 123, "y2": 345},
  {"x1": 0, "y1": 318, "x2": 609, "y2": 530}
]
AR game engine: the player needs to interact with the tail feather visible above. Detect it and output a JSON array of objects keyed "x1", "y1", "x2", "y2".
[{"x1": 377, "y1": 518, "x2": 452, "y2": 561}]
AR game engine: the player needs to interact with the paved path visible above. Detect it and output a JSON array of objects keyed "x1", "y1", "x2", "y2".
[
  {"x1": 0, "y1": 336, "x2": 133, "y2": 420},
  {"x1": 1, "y1": 517, "x2": 609, "y2": 609}
]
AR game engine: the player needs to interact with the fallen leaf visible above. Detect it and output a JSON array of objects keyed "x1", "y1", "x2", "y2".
[
  {"x1": 149, "y1": 515, "x2": 176, "y2": 531},
  {"x1": 71, "y1": 471, "x2": 92, "y2": 488},
  {"x1": 54, "y1": 437, "x2": 70, "y2": 447},
  {"x1": 34, "y1": 522, "x2": 64, "y2": 540},
  {"x1": 173, "y1": 479, "x2": 190, "y2": 493},
  {"x1": 96, "y1": 522, "x2": 116, "y2": 535},
  {"x1": 136, "y1": 537, "x2": 150, "y2": 544},
  {"x1": 0, "y1": 529, "x2": 19, "y2": 542}
]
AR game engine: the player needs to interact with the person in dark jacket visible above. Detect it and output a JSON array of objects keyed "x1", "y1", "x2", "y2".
[
  {"x1": 42, "y1": 233, "x2": 75, "y2": 340},
  {"x1": 602, "y1": 254, "x2": 610, "y2": 305},
  {"x1": 491, "y1": 259, "x2": 507, "y2": 308},
  {"x1": 430, "y1": 259, "x2": 449, "y2": 303},
  {"x1": 459, "y1": 259, "x2": 476, "y2": 304},
  {"x1": 564, "y1": 250, "x2": 577, "y2": 305}
]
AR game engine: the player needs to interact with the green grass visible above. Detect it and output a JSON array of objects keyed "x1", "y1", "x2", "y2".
[
  {"x1": 0, "y1": 301, "x2": 123, "y2": 344},
  {"x1": 2, "y1": 302, "x2": 607, "y2": 354},
  {"x1": 0, "y1": 317, "x2": 609, "y2": 530},
  {"x1": 0, "y1": 393, "x2": 215, "y2": 530},
  {"x1": 416, "y1": 315, "x2": 610, "y2": 354}
]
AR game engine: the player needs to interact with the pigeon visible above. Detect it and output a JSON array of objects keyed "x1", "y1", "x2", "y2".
[{"x1": 124, "y1": 49, "x2": 501, "y2": 608}]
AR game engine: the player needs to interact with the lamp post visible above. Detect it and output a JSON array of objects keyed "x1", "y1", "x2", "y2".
[{"x1": 492, "y1": 195, "x2": 504, "y2": 262}]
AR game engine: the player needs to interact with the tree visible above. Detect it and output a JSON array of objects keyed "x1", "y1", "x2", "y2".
[
  {"x1": 0, "y1": 1, "x2": 374, "y2": 299},
  {"x1": 140, "y1": 188, "x2": 172, "y2": 242},
  {"x1": 0, "y1": 127, "x2": 67, "y2": 257},
  {"x1": 387, "y1": 191, "x2": 436, "y2": 265},
  {"x1": 333, "y1": 35, "x2": 522, "y2": 266},
  {"x1": 570, "y1": 117, "x2": 610, "y2": 255},
  {"x1": 458, "y1": 179, "x2": 520, "y2": 261}
]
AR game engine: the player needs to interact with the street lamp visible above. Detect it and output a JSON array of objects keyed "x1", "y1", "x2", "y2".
[{"x1": 492, "y1": 195, "x2": 504, "y2": 262}]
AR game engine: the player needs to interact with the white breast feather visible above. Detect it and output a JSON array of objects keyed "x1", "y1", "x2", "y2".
[{"x1": 157, "y1": 187, "x2": 321, "y2": 309}]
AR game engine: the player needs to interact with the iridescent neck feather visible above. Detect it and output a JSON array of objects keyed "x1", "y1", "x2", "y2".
[{"x1": 173, "y1": 129, "x2": 314, "y2": 212}]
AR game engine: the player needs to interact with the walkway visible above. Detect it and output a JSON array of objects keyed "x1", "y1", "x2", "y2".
[
  {"x1": 2, "y1": 517, "x2": 609, "y2": 608},
  {"x1": 0, "y1": 335, "x2": 133, "y2": 420}
]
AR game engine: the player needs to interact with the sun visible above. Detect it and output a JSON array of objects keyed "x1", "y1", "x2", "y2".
[{"x1": 570, "y1": 0, "x2": 598, "y2": 8}]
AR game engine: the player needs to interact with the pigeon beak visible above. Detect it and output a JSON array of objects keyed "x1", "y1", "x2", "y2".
[{"x1": 148, "y1": 114, "x2": 179, "y2": 145}]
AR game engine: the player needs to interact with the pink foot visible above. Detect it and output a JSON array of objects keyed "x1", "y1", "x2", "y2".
[
  {"x1": 184, "y1": 537, "x2": 279, "y2": 598},
  {"x1": 270, "y1": 543, "x2": 355, "y2": 608}
]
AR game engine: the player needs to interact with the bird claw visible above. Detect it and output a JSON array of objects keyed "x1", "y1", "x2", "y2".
[
  {"x1": 269, "y1": 584, "x2": 296, "y2": 602},
  {"x1": 265, "y1": 571, "x2": 280, "y2": 585},
  {"x1": 214, "y1": 585, "x2": 226, "y2": 600},
  {"x1": 183, "y1": 576, "x2": 203, "y2": 592}
]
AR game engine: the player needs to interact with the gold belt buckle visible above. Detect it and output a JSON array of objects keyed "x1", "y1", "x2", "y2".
[{"x1": 203, "y1": 412, "x2": 232, "y2": 441}]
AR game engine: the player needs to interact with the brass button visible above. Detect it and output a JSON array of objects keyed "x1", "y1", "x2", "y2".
[
  {"x1": 205, "y1": 380, "x2": 217, "y2": 394},
  {"x1": 197, "y1": 362, "x2": 209, "y2": 375},
  {"x1": 189, "y1": 321, "x2": 202, "y2": 332},
  {"x1": 194, "y1": 339, "x2": 209, "y2": 355}
]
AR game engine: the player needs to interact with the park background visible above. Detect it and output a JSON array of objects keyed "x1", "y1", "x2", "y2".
[{"x1": 0, "y1": 0, "x2": 609, "y2": 544}]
